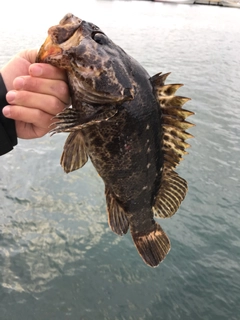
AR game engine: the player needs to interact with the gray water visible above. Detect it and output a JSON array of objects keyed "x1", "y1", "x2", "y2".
[{"x1": 0, "y1": 1, "x2": 240, "y2": 319}]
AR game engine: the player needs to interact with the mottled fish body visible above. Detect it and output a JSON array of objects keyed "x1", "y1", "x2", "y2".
[{"x1": 36, "y1": 14, "x2": 194, "y2": 267}]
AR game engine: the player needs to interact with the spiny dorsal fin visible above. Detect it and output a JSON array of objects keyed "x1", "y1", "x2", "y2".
[
  {"x1": 150, "y1": 72, "x2": 194, "y2": 219},
  {"x1": 150, "y1": 72, "x2": 171, "y2": 87},
  {"x1": 150, "y1": 72, "x2": 194, "y2": 169},
  {"x1": 158, "y1": 96, "x2": 190, "y2": 108},
  {"x1": 156, "y1": 84, "x2": 184, "y2": 96}
]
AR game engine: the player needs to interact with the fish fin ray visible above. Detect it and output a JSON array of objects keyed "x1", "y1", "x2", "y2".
[
  {"x1": 131, "y1": 223, "x2": 170, "y2": 267},
  {"x1": 61, "y1": 131, "x2": 88, "y2": 173},
  {"x1": 50, "y1": 108, "x2": 81, "y2": 134},
  {"x1": 51, "y1": 106, "x2": 118, "y2": 135},
  {"x1": 153, "y1": 169, "x2": 187, "y2": 218},
  {"x1": 150, "y1": 72, "x2": 194, "y2": 170},
  {"x1": 105, "y1": 188, "x2": 129, "y2": 235}
]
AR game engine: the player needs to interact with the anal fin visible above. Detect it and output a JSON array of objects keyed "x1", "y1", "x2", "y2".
[
  {"x1": 153, "y1": 169, "x2": 187, "y2": 218},
  {"x1": 105, "y1": 188, "x2": 129, "y2": 235},
  {"x1": 131, "y1": 222, "x2": 170, "y2": 267},
  {"x1": 61, "y1": 131, "x2": 88, "y2": 173}
]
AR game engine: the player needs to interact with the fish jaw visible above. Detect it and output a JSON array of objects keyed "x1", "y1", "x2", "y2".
[
  {"x1": 36, "y1": 35, "x2": 63, "y2": 63},
  {"x1": 36, "y1": 14, "x2": 83, "y2": 66}
]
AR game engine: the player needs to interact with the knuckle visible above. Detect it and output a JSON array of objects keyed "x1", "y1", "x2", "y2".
[
  {"x1": 10, "y1": 106, "x2": 23, "y2": 120},
  {"x1": 24, "y1": 76, "x2": 39, "y2": 91},
  {"x1": 60, "y1": 82, "x2": 69, "y2": 96},
  {"x1": 55, "y1": 81, "x2": 70, "y2": 101},
  {"x1": 22, "y1": 91, "x2": 32, "y2": 104},
  {"x1": 13, "y1": 91, "x2": 25, "y2": 104},
  {"x1": 35, "y1": 108, "x2": 43, "y2": 119},
  {"x1": 50, "y1": 97, "x2": 63, "y2": 114},
  {"x1": 35, "y1": 110, "x2": 51, "y2": 131}
]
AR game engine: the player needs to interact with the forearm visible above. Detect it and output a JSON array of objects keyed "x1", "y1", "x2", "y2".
[{"x1": 0, "y1": 73, "x2": 17, "y2": 155}]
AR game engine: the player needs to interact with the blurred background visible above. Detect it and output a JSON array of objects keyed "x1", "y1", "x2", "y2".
[{"x1": 0, "y1": 1, "x2": 240, "y2": 319}]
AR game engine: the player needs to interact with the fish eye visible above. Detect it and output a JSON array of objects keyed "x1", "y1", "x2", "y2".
[{"x1": 92, "y1": 32, "x2": 107, "y2": 45}]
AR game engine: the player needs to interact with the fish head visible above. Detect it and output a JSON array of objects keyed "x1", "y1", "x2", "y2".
[{"x1": 36, "y1": 13, "x2": 135, "y2": 104}]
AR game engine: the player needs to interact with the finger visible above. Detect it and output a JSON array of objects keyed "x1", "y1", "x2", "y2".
[
  {"x1": 2, "y1": 105, "x2": 54, "y2": 130},
  {"x1": 13, "y1": 76, "x2": 70, "y2": 105},
  {"x1": 15, "y1": 121, "x2": 49, "y2": 139},
  {"x1": 29, "y1": 63, "x2": 68, "y2": 82},
  {"x1": 18, "y1": 49, "x2": 38, "y2": 64},
  {"x1": 6, "y1": 90, "x2": 67, "y2": 116}
]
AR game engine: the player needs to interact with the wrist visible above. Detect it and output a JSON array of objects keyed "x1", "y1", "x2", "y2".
[
  {"x1": 0, "y1": 67, "x2": 12, "y2": 91},
  {"x1": 0, "y1": 64, "x2": 16, "y2": 92},
  {"x1": 0, "y1": 73, "x2": 17, "y2": 155}
]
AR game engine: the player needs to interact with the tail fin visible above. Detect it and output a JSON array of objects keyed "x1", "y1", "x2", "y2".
[{"x1": 131, "y1": 223, "x2": 170, "y2": 267}]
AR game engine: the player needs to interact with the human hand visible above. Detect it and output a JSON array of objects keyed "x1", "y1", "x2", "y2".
[{"x1": 1, "y1": 49, "x2": 70, "y2": 139}]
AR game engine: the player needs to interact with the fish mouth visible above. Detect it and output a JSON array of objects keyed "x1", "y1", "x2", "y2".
[
  {"x1": 36, "y1": 13, "x2": 82, "y2": 63},
  {"x1": 36, "y1": 36, "x2": 63, "y2": 62}
]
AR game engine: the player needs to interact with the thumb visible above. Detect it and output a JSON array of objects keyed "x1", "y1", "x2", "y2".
[{"x1": 18, "y1": 48, "x2": 39, "y2": 64}]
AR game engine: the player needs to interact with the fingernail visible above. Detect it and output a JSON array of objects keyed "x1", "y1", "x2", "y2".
[
  {"x1": 29, "y1": 64, "x2": 42, "y2": 76},
  {"x1": 2, "y1": 106, "x2": 10, "y2": 117},
  {"x1": 14, "y1": 77, "x2": 24, "y2": 90},
  {"x1": 6, "y1": 91, "x2": 16, "y2": 103}
]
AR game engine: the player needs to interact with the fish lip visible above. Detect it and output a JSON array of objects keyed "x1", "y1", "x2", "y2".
[
  {"x1": 36, "y1": 27, "x2": 81, "y2": 63},
  {"x1": 36, "y1": 35, "x2": 63, "y2": 62}
]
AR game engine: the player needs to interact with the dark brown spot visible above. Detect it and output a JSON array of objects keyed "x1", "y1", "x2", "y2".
[
  {"x1": 92, "y1": 136, "x2": 103, "y2": 146},
  {"x1": 164, "y1": 135, "x2": 169, "y2": 141},
  {"x1": 85, "y1": 78, "x2": 93, "y2": 87}
]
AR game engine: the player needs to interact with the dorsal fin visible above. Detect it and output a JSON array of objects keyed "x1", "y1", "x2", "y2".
[
  {"x1": 150, "y1": 72, "x2": 194, "y2": 169},
  {"x1": 150, "y1": 72, "x2": 194, "y2": 218}
]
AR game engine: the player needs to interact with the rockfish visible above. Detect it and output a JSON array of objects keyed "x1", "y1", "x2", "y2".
[{"x1": 36, "y1": 13, "x2": 194, "y2": 267}]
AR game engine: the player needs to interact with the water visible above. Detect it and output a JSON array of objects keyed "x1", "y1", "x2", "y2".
[{"x1": 0, "y1": 1, "x2": 240, "y2": 319}]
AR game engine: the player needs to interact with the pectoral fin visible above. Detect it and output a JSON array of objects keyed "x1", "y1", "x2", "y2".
[
  {"x1": 105, "y1": 188, "x2": 129, "y2": 235},
  {"x1": 61, "y1": 131, "x2": 88, "y2": 173},
  {"x1": 51, "y1": 106, "x2": 118, "y2": 135}
]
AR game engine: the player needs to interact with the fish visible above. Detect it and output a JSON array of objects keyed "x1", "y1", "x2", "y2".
[{"x1": 36, "y1": 13, "x2": 194, "y2": 267}]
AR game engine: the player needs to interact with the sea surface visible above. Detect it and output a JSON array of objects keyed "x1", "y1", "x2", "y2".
[{"x1": 0, "y1": 1, "x2": 240, "y2": 319}]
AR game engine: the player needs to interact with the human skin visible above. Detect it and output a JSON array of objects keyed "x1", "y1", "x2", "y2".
[{"x1": 1, "y1": 49, "x2": 70, "y2": 139}]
